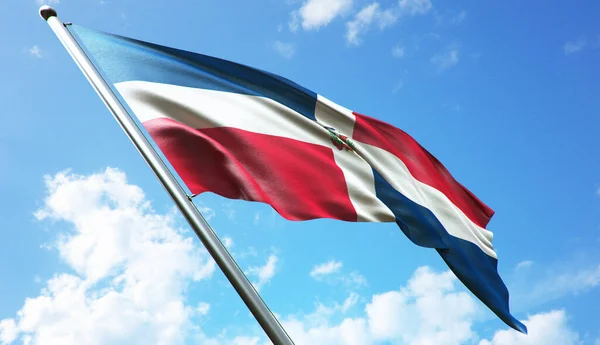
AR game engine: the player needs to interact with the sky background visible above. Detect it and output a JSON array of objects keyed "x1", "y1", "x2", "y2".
[{"x1": 1, "y1": 0, "x2": 600, "y2": 344}]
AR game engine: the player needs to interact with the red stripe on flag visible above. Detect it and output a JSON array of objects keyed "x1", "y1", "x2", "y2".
[
  {"x1": 143, "y1": 118, "x2": 358, "y2": 222},
  {"x1": 352, "y1": 112, "x2": 494, "y2": 228}
]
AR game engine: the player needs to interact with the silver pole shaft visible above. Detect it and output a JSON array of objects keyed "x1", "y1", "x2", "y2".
[{"x1": 39, "y1": 6, "x2": 294, "y2": 345}]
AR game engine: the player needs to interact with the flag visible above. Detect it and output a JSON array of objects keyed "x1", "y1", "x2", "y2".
[{"x1": 69, "y1": 25, "x2": 526, "y2": 333}]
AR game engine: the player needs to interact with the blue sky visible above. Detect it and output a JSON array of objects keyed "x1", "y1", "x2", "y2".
[{"x1": 1, "y1": 0, "x2": 599, "y2": 344}]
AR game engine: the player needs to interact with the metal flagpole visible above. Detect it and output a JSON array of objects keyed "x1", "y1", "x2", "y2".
[{"x1": 39, "y1": 6, "x2": 294, "y2": 345}]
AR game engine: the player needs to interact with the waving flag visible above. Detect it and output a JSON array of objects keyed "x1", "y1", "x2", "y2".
[{"x1": 69, "y1": 25, "x2": 526, "y2": 333}]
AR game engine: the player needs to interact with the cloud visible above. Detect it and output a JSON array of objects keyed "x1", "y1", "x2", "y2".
[
  {"x1": 310, "y1": 260, "x2": 367, "y2": 289},
  {"x1": 289, "y1": 11, "x2": 301, "y2": 32},
  {"x1": 282, "y1": 266, "x2": 479, "y2": 345},
  {"x1": 273, "y1": 41, "x2": 296, "y2": 59},
  {"x1": 529, "y1": 264, "x2": 600, "y2": 299},
  {"x1": 196, "y1": 302, "x2": 210, "y2": 316},
  {"x1": 392, "y1": 80, "x2": 404, "y2": 93},
  {"x1": 3, "y1": 168, "x2": 216, "y2": 345},
  {"x1": 0, "y1": 319, "x2": 18, "y2": 345},
  {"x1": 222, "y1": 203, "x2": 236, "y2": 221},
  {"x1": 195, "y1": 203, "x2": 215, "y2": 221},
  {"x1": 28, "y1": 46, "x2": 43, "y2": 58},
  {"x1": 563, "y1": 38, "x2": 586, "y2": 55},
  {"x1": 340, "y1": 292, "x2": 359, "y2": 313},
  {"x1": 238, "y1": 246, "x2": 258, "y2": 259},
  {"x1": 290, "y1": 0, "x2": 353, "y2": 31},
  {"x1": 346, "y1": 3, "x2": 397, "y2": 45},
  {"x1": 222, "y1": 236, "x2": 234, "y2": 249},
  {"x1": 36, "y1": 0, "x2": 59, "y2": 5},
  {"x1": 310, "y1": 260, "x2": 343, "y2": 279},
  {"x1": 366, "y1": 267, "x2": 477, "y2": 345},
  {"x1": 398, "y1": 0, "x2": 432, "y2": 15},
  {"x1": 281, "y1": 267, "x2": 586, "y2": 345},
  {"x1": 479, "y1": 310, "x2": 580, "y2": 345},
  {"x1": 391, "y1": 45, "x2": 405, "y2": 58},
  {"x1": 284, "y1": 314, "x2": 371, "y2": 345},
  {"x1": 343, "y1": 272, "x2": 368, "y2": 289},
  {"x1": 282, "y1": 292, "x2": 369, "y2": 344},
  {"x1": 247, "y1": 254, "x2": 279, "y2": 291},
  {"x1": 511, "y1": 260, "x2": 600, "y2": 310},
  {"x1": 292, "y1": 292, "x2": 360, "y2": 326},
  {"x1": 515, "y1": 260, "x2": 533, "y2": 270},
  {"x1": 231, "y1": 336, "x2": 262, "y2": 345},
  {"x1": 345, "y1": 0, "x2": 432, "y2": 46},
  {"x1": 254, "y1": 213, "x2": 260, "y2": 225},
  {"x1": 436, "y1": 9, "x2": 467, "y2": 26},
  {"x1": 431, "y1": 47, "x2": 459, "y2": 71},
  {"x1": 450, "y1": 10, "x2": 467, "y2": 25}
]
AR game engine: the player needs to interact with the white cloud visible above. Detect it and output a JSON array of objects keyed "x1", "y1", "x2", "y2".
[
  {"x1": 4, "y1": 168, "x2": 216, "y2": 345},
  {"x1": 516, "y1": 260, "x2": 533, "y2": 270},
  {"x1": 196, "y1": 203, "x2": 215, "y2": 221},
  {"x1": 196, "y1": 302, "x2": 210, "y2": 316},
  {"x1": 511, "y1": 261, "x2": 600, "y2": 311},
  {"x1": 291, "y1": 0, "x2": 353, "y2": 31},
  {"x1": 273, "y1": 41, "x2": 296, "y2": 59},
  {"x1": 345, "y1": 0, "x2": 432, "y2": 46},
  {"x1": 286, "y1": 270, "x2": 581, "y2": 345},
  {"x1": 238, "y1": 246, "x2": 258, "y2": 259},
  {"x1": 450, "y1": 10, "x2": 467, "y2": 25},
  {"x1": 479, "y1": 310, "x2": 580, "y2": 345},
  {"x1": 366, "y1": 267, "x2": 477, "y2": 345},
  {"x1": 346, "y1": 3, "x2": 397, "y2": 46},
  {"x1": 222, "y1": 203, "x2": 235, "y2": 221},
  {"x1": 282, "y1": 295, "x2": 370, "y2": 345},
  {"x1": 392, "y1": 80, "x2": 404, "y2": 93},
  {"x1": 0, "y1": 319, "x2": 18, "y2": 345},
  {"x1": 563, "y1": 38, "x2": 586, "y2": 55},
  {"x1": 343, "y1": 271, "x2": 368, "y2": 289},
  {"x1": 254, "y1": 213, "x2": 260, "y2": 225},
  {"x1": 399, "y1": 0, "x2": 432, "y2": 15},
  {"x1": 28, "y1": 46, "x2": 43, "y2": 59},
  {"x1": 310, "y1": 260, "x2": 343, "y2": 279},
  {"x1": 309, "y1": 260, "x2": 366, "y2": 289},
  {"x1": 222, "y1": 236, "x2": 234, "y2": 249},
  {"x1": 231, "y1": 336, "x2": 262, "y2": 345},
  {"x1": 431, "y1": 48, "x2": 459, "y2": 71},
  {"x1": 247, "y1": 254, "x2": 278, "y2": 291},
  {"x1": 36, "y1": 0, "x2": 59, "y2": 5},
  {"x1": 531, "y1": 264, "x2": 600, "y2": 298},
  {"x1": 284, "y1": 316, "x2": 371, "y2": 345},
  {"x1": 391, "y1": 45, "x2": 405, "y2": 58},
  {"x1": 437, "y1": 9, "x2": 467, "y2": 26},
  {"x1": 340, "y1": 292, "x2": 359, "y2": 313},
  {"x1": 289, "y1": 11, "x2": 301, "y2": 32},
  {"x1": 282, "y1": 266, "x2": 479, "y2": 345}
]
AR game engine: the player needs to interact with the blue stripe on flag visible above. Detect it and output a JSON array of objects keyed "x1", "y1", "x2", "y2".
[
  {"x1": 68, "y1": 25, "x2": 319, "y2": 121},
  {"x1": 371, "y1": 170, "x2": 527, "y2": 333}
]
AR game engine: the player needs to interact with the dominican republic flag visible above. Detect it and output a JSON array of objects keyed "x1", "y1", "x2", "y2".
[{"x1": 69, "y1": 25, "x2": 526, "y2": 333}]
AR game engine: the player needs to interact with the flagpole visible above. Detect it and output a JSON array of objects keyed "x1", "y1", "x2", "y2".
[{"x1": 39, "y1": 6, "x2": 294, "y2": 345}]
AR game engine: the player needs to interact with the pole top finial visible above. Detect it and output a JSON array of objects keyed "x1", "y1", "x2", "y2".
[{"x1": 39, "y1": 5, "x2": 57, "y2": 21}]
